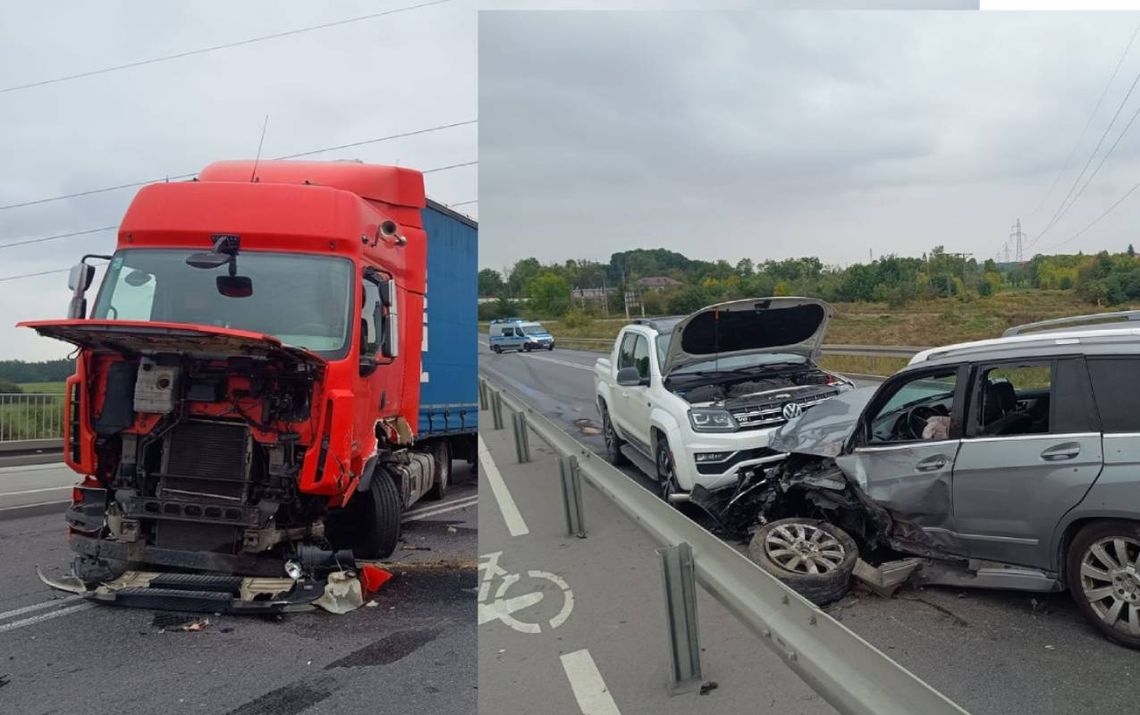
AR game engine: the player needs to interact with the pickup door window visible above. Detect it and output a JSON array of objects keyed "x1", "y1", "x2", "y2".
[{"x1": 613, "y1": 332, "x2": 652, "y2": 453}]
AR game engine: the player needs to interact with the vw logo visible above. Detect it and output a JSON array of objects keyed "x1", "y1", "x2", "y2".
[{"x1": 782, "y1": 402, "x2": 802, "y2": 420}]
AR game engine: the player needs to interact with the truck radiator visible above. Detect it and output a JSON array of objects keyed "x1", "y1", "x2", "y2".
[{"x1": 159, "y1": 420, "x2": 252, "y2": 502}]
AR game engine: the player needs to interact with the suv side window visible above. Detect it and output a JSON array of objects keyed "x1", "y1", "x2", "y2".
[
  {"x1": 863, "y1": 368, "x2": 959, "y2": 445},
  {"x1": 1088, "y1": 357, "x2": 1140, "y2": 432},
  {"x1": 617, "y1": 332, "x2": 638, "y2": 370},
  {"x1": 968, "y1": 361, "x2": 1052, "y2": 438},
  {"x1": 632, "y1": 335, "x2": 650, "y2": 379}
]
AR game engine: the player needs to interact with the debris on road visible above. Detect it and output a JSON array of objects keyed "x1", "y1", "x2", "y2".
[
  {"x1": 314, "y1": 571, "x2": 365, "y2": 615},
  {"x1": 699, "y1": 681, "x2": 719, "y2": 696},
  {"x1": 852, "y1": 558, "x2": 922, "y2": 598},
  {"x1": 0, "y1": 674, "x2": 9, "y2": 689},
  {"x1": 359, "y1": 564, "x2": 393, "y2": 594}
]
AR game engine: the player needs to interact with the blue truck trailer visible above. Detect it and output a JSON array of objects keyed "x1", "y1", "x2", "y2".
[{"x1": 415, "y1": 199, "x2": 478, "y2": 495}]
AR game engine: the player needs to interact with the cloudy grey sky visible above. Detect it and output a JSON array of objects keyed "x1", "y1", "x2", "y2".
[
  {"x1": 0, "y1": 0, "x2": 476, "y2": 361},
  {"x1": 479, "y1": 10, "x2": 1140, "y2": 274}
]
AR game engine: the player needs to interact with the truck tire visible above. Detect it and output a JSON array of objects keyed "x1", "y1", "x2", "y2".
[
  {"x1": 426, "y1": 440, "x2": 451, "y2": 501},
  {"x1": 353, "y1": 470, "x2": 403, "y2": 560},
  {"x1": 600, "y1": 403, "x2": 628, "y2": 466},
  {"x1": 1067, "y1": 520, "x2": 1140, "y2": 649},
  {"x1": 749, "y1": 518, "x2": 857, "y2": 606}
]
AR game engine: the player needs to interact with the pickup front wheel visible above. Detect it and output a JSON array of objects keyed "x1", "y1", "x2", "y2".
[
  {"x1": 601, "y1": 404, "x2": 628, "y2": 466},
  {"x1": 655, "y1": 437, "x2": 682, "y2": 503}
]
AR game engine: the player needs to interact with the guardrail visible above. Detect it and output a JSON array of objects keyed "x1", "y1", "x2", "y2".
[
  {"x1": 479, "y1": 369, "x2": 968, "y2": 715},
  {"x1": 0, "y1": 393, "x2": 64, "y2": 443}
]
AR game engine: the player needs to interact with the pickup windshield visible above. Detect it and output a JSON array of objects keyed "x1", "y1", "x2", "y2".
[{"x1": 91, "y1": 249, "x2": 354, "y2": 357}]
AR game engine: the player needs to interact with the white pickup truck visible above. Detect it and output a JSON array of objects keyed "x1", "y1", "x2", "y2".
[{"x1": 593, "y1": 297, "x2": 854, "y2": 502}]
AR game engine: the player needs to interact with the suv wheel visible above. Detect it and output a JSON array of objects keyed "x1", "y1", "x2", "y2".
[
  {"x1": 748, "y1": 518, "x2": 857, "y2": 606},
  {"x1": 1067, "y1": 520, "x2": 1140, "y2": 648},
  {"x1": 655, "y1": 437, "x2": 682, "y2": 503},
  {"x1": 601, "y1": 404, "x2": 628, "y2": 466}
]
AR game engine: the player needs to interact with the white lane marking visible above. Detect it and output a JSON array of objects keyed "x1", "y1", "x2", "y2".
[
  {"x1": 477, "y1": 551, "x2": 575, "y2": 634},
  {"x1": 0, "y1": 602, "x2": 95, "y2": 635},
  {"x1": 0, "y1": 499, "x2": 69, "y2": 513},
  {"x1": 402, "y1": 496, "x2": 479, "y2": 522},
  {"x1": 0, "y1": 595, "x2": 81, "y2": 623},
  {"x1": 479, "y1": 340, "x2": 595, "y2": 371},
  {"x1": 561, "y1": 649, "x2": 622, "y2": 715},
  {"x1": 0, "y1": 486, "x2": 71, "y2": 497},
  {"x1": 404, "y1": 494, "x2": 478, "y2": 518},
  {"x1": 0, "y1": 462, "x2": 69, "y2": 474},
  {"x1": 478, "y1": 437, "x2": 529, "y2": 537}
]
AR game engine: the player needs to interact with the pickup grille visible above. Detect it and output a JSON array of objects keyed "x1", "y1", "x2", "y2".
[{"x1": 729, "y1": 390, "x2": 838, "y2": 430}]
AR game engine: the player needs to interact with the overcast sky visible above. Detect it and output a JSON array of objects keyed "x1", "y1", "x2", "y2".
[
  {"x1": 0, "y1": 0, "x2": 476, "y2": 361},
  {"x1": 480, "y1": 10, "x2": 1140, "y2": 275}
]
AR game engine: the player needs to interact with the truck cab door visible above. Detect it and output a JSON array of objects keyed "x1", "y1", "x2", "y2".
[
  {"x1": 951, "y1": 358, "x2": 1102, "y2": 569},
  {"x1": 836, "y1": 365, "x2": 968, "y2": 557}
]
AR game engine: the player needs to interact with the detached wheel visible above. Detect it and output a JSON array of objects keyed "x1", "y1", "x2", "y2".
[
  {"x1": 352, "y1": 470, "x2": 403, "y2": 560},
  {"x1": 1067, "y1": 520, "x2": 1140, "y2": 648},
  {"x1": 426, "y1": 440, "x2": 451, "y2": 501},
  {"x1": 600, "y1": 403, "x2": 628, "y2": 466},
  {"x1": 749, "y1": 518, "x2": 857, "y2": 606},
  {"x1": 655, "y1": 436, "x2": 682, "y2": 503}
]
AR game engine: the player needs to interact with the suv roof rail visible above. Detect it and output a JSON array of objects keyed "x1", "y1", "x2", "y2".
[{"x1": 1002, "y1": 309, "x2": 1140, "y2": 337}]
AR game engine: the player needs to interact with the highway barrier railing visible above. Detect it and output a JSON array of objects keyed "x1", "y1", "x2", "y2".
[
  {"x1": 0, "y1": 394, "x2": 64, "y2": 443},
  {"x1": 479, "y1": 369, "x2": 968, "y2": 715}
]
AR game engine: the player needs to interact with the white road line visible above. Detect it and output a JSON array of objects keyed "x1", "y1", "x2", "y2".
[
  {"x1": 404, "y1": 494, "x2": 478, "y2": 519},
  {"x1": 0, "y1": 486, "x2": 71, "y2": 497},
  {"x1": 0, "y1": 595, "x2": 81, "y2": 623},
  {"x1": 403, "y1": 496, "x2": 479, "y2": 522},
  {"x1": 561, "y1": 649, "x2": 622, "y2": 715},
  {"x1": 0, "y1": 602, "x2": 94, "y2": 635},
  {"x1": 478, "y1": 437, "x2": 529, "y2": 537},
  {"x1": 0, "y1": 462, "x2": 69, "y2": 474},
  {"x1": 479, "y1": 339, "x2": 595, "y2": 371},
  {"x1": 0, "y1": 499, "x2": 69, "y2": 513}
]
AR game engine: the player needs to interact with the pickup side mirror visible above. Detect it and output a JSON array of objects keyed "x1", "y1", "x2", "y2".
[{"x1": 616, "y1": 367, "x2": 647, "y2": 387}]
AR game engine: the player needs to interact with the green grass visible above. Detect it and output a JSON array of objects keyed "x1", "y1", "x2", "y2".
[{"x1": 16, "y1": 381, "x2": 66, "y2": 394}]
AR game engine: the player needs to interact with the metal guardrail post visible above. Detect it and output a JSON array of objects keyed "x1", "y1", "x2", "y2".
[
  {"x1": 559, "y1": 455, "x2": 587, "y2": 538},
  {"x1": 659, "y1": 542, "x2": 702, "y2": 693},
  {"x1": 478, "y1": 379, "x2": 489, "y2": 411},
  {"x1": 491, "y1": 390, "x2": 504, "y2": 430},
  {"x1": 511, "y1": 411, "x2": 531, "y2": 463}
]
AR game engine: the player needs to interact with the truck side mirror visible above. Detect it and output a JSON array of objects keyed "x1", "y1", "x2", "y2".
[
  {"x1": 381, "y1": 279, "x2": 399, "y2": 358},
  {"x1": 67, "y1": 263, "x2": 96, "y2": 319},
  {"x1": 617, "y1": 367, "x2": 646, "y2": 387}
]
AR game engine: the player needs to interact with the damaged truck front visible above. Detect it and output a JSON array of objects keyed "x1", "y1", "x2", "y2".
[{"x1": 21, "y1": 161, "x2": 459, "y2": 601}]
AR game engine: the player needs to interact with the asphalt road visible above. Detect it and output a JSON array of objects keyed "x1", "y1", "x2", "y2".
[
  {"x1": 480, "y1": 344, "x2": 1140, "y2": 715},
  {"x1": 0, "y1": 464, "x2": 478, "y2": 715}
]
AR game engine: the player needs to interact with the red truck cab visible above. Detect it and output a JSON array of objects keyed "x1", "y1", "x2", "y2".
[{"x1": 22, "y1": 161, "x2": 436, "y2": 586}]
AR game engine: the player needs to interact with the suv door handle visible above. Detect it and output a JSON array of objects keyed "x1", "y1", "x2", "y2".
[
  {"x1": 1041, "y1": 443, "x2": 1080, "y2": 461},
  {"x1": 915, "y1": 455, "x2": 947, "y2": 472}
]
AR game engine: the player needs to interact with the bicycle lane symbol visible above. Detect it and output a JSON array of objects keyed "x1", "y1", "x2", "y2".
[{"x1": 477, "y1": 551, "x2": 574, "y2": 635}]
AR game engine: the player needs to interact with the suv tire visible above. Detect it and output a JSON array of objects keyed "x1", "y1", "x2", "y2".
[
  {"x1": 601, "y1": 403, "x2": 628, "y2": 466},
  {"x1": 749, "y1": 518, "x2": 857, "y2": 606},
  {"x1": 1067, "y1": 520, "x2": 1140, "y2": 649}
]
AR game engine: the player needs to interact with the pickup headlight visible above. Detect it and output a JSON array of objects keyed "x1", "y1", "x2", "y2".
[{"x1": 688, "y1": 407, "x2": 738, "y2": 433}]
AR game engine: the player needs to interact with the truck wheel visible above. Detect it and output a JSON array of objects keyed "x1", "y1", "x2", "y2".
[
  {"x1": 749, "y1": 518, "x2": 857, "y2": 606},
  {"x1": 353, "y1": 470, "x2": 403, "y2": 560},
  {"x1": 655, "y1": 436, "x2": 682, "y2": 503},
  {"x1": 601, "y1": 404, "x2": 628, "y2": 466},
  {"x1": 426, "y1": 440, "x2": 451, "y2": 501},
  {"x1": 1067, "y1": 520, "x2": 1140, "y2": 649}
]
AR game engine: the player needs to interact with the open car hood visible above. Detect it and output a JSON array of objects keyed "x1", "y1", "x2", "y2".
[
  {"x1": 661, "y1": 297, "x2": 833, "y2": 376},
  {"x1": 19, "y1": 320, "x2": 326, "y2": 368}
]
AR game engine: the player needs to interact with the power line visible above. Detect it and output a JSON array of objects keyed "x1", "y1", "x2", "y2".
[
  {"x1": 451, "y1": 199, "x2": 478, "y2": 207},
  {"x1": 1027, "y1": 21, "x2": 1140, "y2": 222},
  {"x1": 0, "y1": 225, "x2": 116, "y2": 251},
  {"x1": 1049, "y1": 176, "x2": 1140, "y2": 250},
  {"x1": 1029, "y1": 43, "x2": 1140, "y2": 250},
  {"x1": 0, "y1": 119, "x2": 477, "y2": 211},
  {"x1": 0, "y1": 268, "x2": 70, "y2": 283},
  {"x1": 0, "y1": 0, "x2": 451, "y2": 95}
]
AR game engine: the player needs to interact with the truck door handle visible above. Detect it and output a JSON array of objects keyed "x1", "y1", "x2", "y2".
[
  {"x1": 915, "y1": 455, "x2": 947, "y2": 472},
  {"x1": 1041, "y1": 443, "x2": 1080, "y2": 461}
]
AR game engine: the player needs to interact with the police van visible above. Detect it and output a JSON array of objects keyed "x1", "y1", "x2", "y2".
[{"x1": 489, "y1": 318, "x2": 555, "y2": 353}]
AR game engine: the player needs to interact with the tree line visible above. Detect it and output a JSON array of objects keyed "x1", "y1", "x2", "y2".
[
  {"x1": 0, "y1": 359, "x2": 74, "y2": 392},
  {"x1": 478, "y1": 245, "x2": 1140, "y2": 319}
]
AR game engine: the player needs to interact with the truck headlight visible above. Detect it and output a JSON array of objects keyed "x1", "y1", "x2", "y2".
[{"x1": 688, "y1": 408, "x2": 738, "y2": 433}]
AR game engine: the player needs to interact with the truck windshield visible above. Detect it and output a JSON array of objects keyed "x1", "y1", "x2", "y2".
[{"x1": 91, "y1": 249, "x2": 354, "y2": 357}]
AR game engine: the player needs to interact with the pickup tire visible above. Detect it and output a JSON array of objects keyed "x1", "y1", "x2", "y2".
[
  {"x1": 655, "y1": 436, "x2": 682, "y2": 503},
  {"x1": 1067, "y1": 520, "x2": 1140, "y2": 649},
  {"x1": 351, "y1": 470, "x2": 403, "y2": 560},
  {"x1": 748, "y1": 518, "x2": 857, "y2": 606},
  {"x1": 600, "y1": 403, "x2": 628, "y2": 466},
  {"x1": 425, "y1": 440, "x2": 451, "y2": 501}
]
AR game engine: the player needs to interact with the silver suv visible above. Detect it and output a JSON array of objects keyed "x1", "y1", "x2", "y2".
[{"x1": 698, "y1": 310, "x2": 1140, "y2": 648}]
